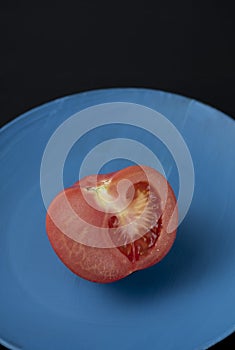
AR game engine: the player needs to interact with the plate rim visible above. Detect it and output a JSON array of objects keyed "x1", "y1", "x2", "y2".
[{"x1": 0, "y1": 88, "x2": 234, "y2": 137}]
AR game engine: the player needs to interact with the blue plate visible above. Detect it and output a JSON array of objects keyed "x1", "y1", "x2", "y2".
[{"x1": 1, "y1": 88, "x2": 235, "y2": 350}]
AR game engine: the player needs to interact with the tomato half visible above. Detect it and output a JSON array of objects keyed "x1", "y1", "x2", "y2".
[{"x1": 46, "y1": 165, "x2": 178, "y2": 283}]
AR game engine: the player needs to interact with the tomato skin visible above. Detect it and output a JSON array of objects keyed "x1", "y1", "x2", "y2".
[{"x1": 46, "y1": 165, "x2": 178, "y2": 283}]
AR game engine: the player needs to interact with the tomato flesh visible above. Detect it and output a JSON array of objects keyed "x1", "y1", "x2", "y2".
[
  {"x1": 107, "y1": 181, "x2": 163, "y2": 262},
  {"x1": 46, "y1": 165, "x2": 178, "y2": 283}
]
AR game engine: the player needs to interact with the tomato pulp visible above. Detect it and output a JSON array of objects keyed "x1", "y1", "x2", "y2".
[{"x1": 46, "y1": 165, "x2": 178, "y2": 283}]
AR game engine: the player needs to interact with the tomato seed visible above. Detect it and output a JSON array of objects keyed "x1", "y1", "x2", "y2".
[{"x1": 108, "y1": 215, "x2": 119, "y2": 228}]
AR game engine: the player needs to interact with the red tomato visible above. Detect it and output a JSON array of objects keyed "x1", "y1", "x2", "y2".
[{"x1": 46, "y1": 165, "x2": 178, "y2": 283}]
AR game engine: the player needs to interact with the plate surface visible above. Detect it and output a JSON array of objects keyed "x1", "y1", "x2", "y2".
[{"x1": 0, "y1": 88, "x2": 235, "y2": 350}]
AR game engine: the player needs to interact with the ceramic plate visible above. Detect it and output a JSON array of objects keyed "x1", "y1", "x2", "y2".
[{"x1": 0, "y1": 88, "x2": 234, "y2": 350}]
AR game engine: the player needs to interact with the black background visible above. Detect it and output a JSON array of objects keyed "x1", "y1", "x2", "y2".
[{"x1": 0, "y1": 1, "x2": 234, "y2": 349}]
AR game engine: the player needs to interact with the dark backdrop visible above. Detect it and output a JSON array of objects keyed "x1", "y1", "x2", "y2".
[{"x1": 0, "y1": 1, "x2": 234, "y2": 349}]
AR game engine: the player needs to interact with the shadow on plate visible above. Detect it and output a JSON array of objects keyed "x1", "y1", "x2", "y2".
[{"x1": 103, "y1": 214, "x2": 213, "y2": 300}]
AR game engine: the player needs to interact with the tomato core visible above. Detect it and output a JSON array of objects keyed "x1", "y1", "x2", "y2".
[{"x1": 107, "y1": 181, "x2": 162, "y2": 262}]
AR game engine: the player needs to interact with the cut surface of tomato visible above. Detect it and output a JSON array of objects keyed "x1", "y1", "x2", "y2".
[{"x1": 46, "y1": 165, "x2": 178, "y2": 283}]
